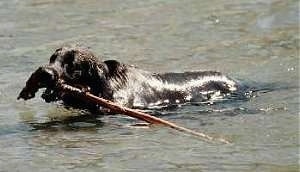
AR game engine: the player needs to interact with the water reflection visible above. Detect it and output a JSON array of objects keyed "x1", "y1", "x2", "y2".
[{"x1": 28, "y1": 114, "x2": 104, "y2": 131}]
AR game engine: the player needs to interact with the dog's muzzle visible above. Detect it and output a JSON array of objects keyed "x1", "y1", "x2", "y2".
[{"x1": 18, "y1": 66, "x2": 60, "y2": 100}]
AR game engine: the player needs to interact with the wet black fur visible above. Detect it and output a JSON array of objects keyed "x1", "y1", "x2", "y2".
[{"x1": 33, "y1": 46, "x2": 241, "y2": 111}]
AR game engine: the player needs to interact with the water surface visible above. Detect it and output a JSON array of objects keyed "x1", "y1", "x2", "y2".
[{"x1": 0, "y1": 0, "x2": 299, "y2": 171}]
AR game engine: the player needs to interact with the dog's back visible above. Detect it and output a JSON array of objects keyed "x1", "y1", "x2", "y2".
[{"x1": 109, "y1": 65, "x2": 239, "y2": 108}]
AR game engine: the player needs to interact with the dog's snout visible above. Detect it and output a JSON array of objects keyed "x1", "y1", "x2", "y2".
[
  {"x1": 37, "y1": 67, "x2": 59, "y2": 87},
  {"x1": 40, "y1": 67, "x2": 55, "y2": 80},
  {"x1": 17, "y1": 66, "x2": 60, "y2": 101}
]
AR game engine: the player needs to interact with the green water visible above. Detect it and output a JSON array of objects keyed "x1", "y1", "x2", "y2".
[{"x1": 0, "y1": 0, "x2": 299, "y2": 171}]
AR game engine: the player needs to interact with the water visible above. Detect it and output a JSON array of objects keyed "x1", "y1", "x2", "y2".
[{"x1": 0, "y1": 0, "x2": 299, "y2": 171}]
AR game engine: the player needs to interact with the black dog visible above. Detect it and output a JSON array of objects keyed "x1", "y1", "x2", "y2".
[{"x1": 18, "y1": 46, "x2": 241, "y2": 112}]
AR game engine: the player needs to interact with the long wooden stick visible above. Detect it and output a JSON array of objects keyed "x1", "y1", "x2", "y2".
[{"x1": 57, "y1": 82, "x2": 230, "y2": 144}]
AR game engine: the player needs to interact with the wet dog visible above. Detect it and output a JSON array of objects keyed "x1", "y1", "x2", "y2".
[{"x1": 18, "y1": 46, "x2": 241, "y2": 112}]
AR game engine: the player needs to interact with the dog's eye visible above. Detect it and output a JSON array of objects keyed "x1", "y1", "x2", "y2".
[
  {"x1": 63, "y1": 63, "x2": 83, "y2": 79},
  {"x1": 72, "y1": 70, "x2": 82, "y2": 78}
]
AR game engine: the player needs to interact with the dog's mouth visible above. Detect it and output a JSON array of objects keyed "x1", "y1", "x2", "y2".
[{"x1": 18, "y1": 66, "x2": 60, "y2": 101}]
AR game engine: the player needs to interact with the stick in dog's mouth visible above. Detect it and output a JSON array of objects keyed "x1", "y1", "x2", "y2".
[{"x1": 18, "y1": 66, "x2": 60, "y2": 100}]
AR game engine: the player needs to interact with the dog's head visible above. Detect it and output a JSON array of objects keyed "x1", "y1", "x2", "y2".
[
  {"x1": 49, "y1": 47, "x2": 107, "y2": 83},
  {"x1": 18, "y1": 47, "x2": 109, "y2": 102}
]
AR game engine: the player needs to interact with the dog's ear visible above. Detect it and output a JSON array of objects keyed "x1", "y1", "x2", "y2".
[
  {"x1": 89, "y1": 62, "x2": 114, "y2": 99},
  {"x1": 93, "y1": 63, "x2": 108, "y2": 80}
]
